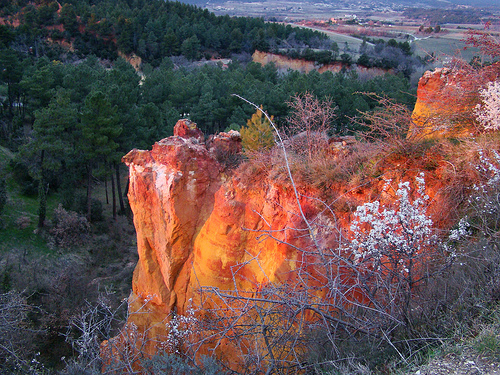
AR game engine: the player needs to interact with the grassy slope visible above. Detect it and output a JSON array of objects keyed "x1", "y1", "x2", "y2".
[
  {"x1": 0, "y1": 146, "x2": 53, "y2": 254},
  {"x1": 0, "y1": 143, "x2": 138, "y2": 368}
]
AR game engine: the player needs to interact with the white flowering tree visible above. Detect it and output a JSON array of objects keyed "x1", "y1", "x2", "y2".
[
  {"x1": 474, "y1": 80, "x2": 500, "y2": 131},
  {"x1": 349, "y1": 174, "x2": 437, "y2": 326},
  {"x1": 164, "y1": 302, "x2": 197, "y2": 354},
  {"x1": 468, "y1": 150, "x2": 500, "y2": 240}
]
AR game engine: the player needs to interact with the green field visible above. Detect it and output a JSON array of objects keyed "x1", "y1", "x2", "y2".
[
  {"x1": 294, "y1": 23, "x2": 482, "y2": 64},
  {"x1": 413, "y1": 35, "x2": 480, "y2": 62}
]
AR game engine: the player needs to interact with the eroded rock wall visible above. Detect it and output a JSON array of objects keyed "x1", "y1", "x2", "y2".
[
  {"x1": 252, "y1": 50, "x2": 389, "y2": 76},
  {"x1": 410, "y1": 62, "x2": 500, "y2": 139},
  {"x1": 122, "y1": 121, "x2": 316, "y2": 311},
  {"x1": 119, "y1": 116, "x2": 462, "y2": 369}
]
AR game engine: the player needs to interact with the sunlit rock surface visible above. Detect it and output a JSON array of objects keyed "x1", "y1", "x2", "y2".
[
  {"x1": 410, "y1": 62, "x2": 500, "y2": 139},
  {"x1": 119, "y1": 118, "x2": 457, "y2": 369}
]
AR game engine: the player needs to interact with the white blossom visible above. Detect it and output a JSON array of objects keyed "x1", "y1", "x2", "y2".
[
  {"x1": 448, "y1": 217, "x2": 471, "y2": 242},
  {"x1": 349, "y1": 175, "x2": 435, "y2": 276},
  {"x1": 474, "y1": 80, "x2": 500, "y2": 131},
  {"x1": 164, "y1": 299, "x2": 197, "y2": 353}
]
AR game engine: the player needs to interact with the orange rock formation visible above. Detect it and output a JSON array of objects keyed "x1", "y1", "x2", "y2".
[
  {"x1": 121, "y1": 119, "x2": 317, "y2": 362},
  {"x1": 409, "y1": 62, "x2": 500, "y2": 139},
  {"x1": 111, "y1": 61, "x2": 500, "y2": 371},
  {"x1": 118, "y1": 115, "x2": 460, "y2": 370}
]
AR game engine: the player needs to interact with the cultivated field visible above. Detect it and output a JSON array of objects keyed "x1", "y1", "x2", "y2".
[{"x1": 206, "y1": 0, "x2": 495, "y2": 63}]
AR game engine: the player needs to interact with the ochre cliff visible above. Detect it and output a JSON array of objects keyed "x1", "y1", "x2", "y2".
[
  {"x1": 252, "y1": 50, "x2": 389, "y2": 76},
  {"x1": 121, "y1": 120, "x2": 323, "y2": 362},
  {"x1": 115, "y1": 117, "x2": 460, "y2": 370},
  {"x1": 409, "y1": 62, "x2": 500, "y2": 139},
  {"x1": 107, "y1": 59, "x2": 500, "y2": 370}
]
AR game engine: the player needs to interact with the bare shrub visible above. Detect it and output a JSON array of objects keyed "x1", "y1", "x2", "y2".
[
  {"x1": 143, "y1": 352, "x2": 228, "y2": 375},
  {"x1": 0, "y1": 291, "x2": 38, "y2": 373},
  {"x1": 289, "y1": 141, "x2": 379, "y2": 189},
  {"x1": 63, "y1": 293, "x2": 128, "y2": 374},
  {"x1": 62, "y1": 294, "x2": 216, "y2": 375},
  {"x1": 435, "y1": 137, "x2": 498, "y2": 224},
  {"x1": 465, "y1": 148, "x2": 500, "y2": 243},
  {"x1": 50, "y1": 204, "x2": 90, "y2": 248},
  {"x1": 413, "y1": 146, "x2": 500, "y2": 350},
  {"x1": 15, "y1": 215, "x2": 31, "y2": 229},
  {"x1": 1, "y1": 252, "x2": 103, "y2": 367},
  {"x1": 286, "y1": 92, "x2": 336, "y2": 159},
  {"x1": 63, "y1": 294, "x2": 169, "y2": 374},
  {"x1": 236, "y1": 93, "x2": 374, "y2": 190},
  {"x1": 414, "y1": 236, "x2": 500, "y2": 363},
  {"x1": 354, "y1": 93, "x2": 417, "y2": 153},
  {"x1": 464, "y1": 29, "x2": 500, "y2": 61}
]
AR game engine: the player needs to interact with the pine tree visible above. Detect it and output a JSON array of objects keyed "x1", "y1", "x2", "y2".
[
  {"x1": 240, "y1": 106, "x2": 275, "y2": 152},
  {"x1": 79, "y1": 90, "x2": 121, "y2": 221},
  {"x1": 20, "y1": 89, "x2": 77, "y2": 227}
]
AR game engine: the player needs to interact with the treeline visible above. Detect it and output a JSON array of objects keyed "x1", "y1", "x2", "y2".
[
  {"x1": 357, "y1": 38, "x2": 423, "y2": 76},
  {"x1": 1, "y1": 51, "x2": 416, "y2": 147},
  {"x1": 0, "y1": 0, "x2": 328, "y2": 65},
  {"x1": 282, "y1": 46, "x2": 341, "y2": 65},
  {"x1": 0, "y1": 44, "x2": 415, "y2": 225}
]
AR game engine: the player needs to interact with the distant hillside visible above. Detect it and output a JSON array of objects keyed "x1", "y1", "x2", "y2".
[
  {"x1": 403, "y1": 8, "x2": 492, "y2": 25},
  {"x1": 195, "y1": 0, "x2": 500, "y2": 14}
]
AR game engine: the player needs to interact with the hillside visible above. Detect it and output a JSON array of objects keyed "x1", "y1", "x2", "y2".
[{"x1": 0, "y1": 0, "x2": 328, "y2": 64}]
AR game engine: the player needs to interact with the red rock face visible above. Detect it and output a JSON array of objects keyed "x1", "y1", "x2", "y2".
[
  {"x1": 120, "y1": 124, "x2": 309, "y2": 365},
  {"x1": 410, "y1": 63, "x2": 500, "y2": 139},
  {"x1": 252, "y1": 50, "x2": 389, "y2": 76},
  {"x1": 123, "y1": 136, "x2": 221, "y2": 310},
  {"x1": 118, "y1": 119, "x2": 457, "y2": 370},
  {"x1": 173, "y1": 118, "x2": 204, "y2": 141}
]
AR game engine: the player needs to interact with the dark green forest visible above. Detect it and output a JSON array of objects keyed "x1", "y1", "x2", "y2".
[
  {"x1": 0, "y1": 0, "x2": 331, "y2": 63},
  {"x1": 0, "y1": 14, "x2": 417, "y2": 227}
]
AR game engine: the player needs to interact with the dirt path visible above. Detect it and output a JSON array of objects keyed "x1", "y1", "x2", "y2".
[{"x1": 415, "y1": 347, "x2": 500, "y2": 375}]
